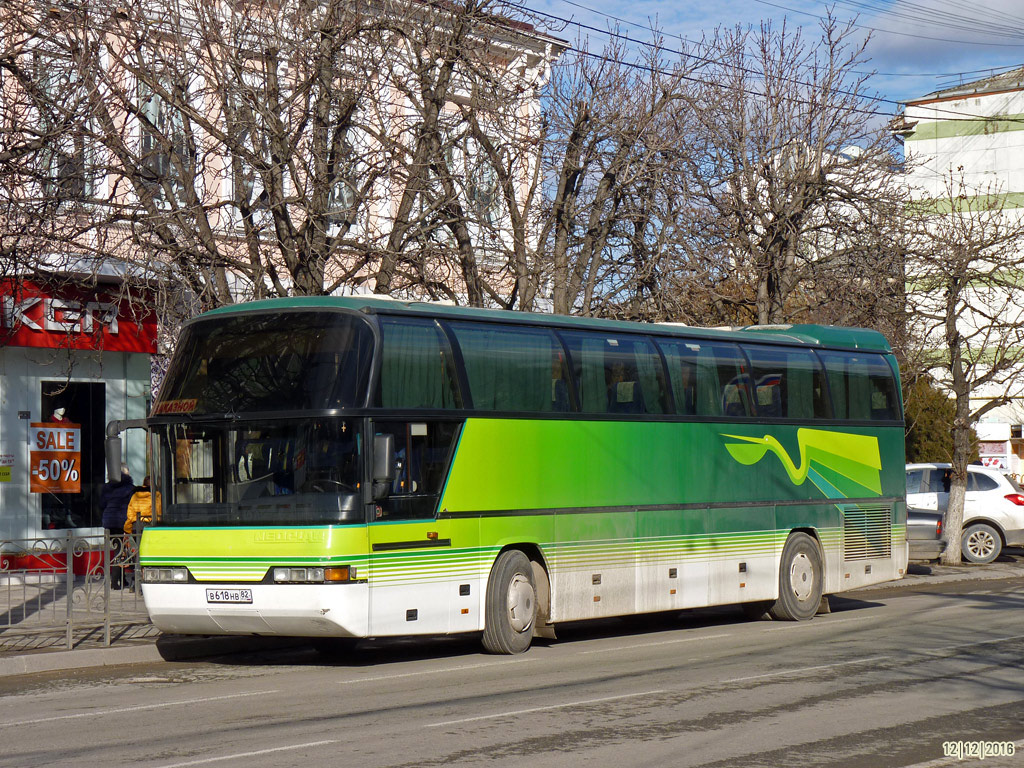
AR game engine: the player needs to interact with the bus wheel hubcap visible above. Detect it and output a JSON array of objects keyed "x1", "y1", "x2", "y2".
[
  {"x1": 968, "y1": 531, "x2": 995, "y2": 558},
  {"x1": 790, "y1": 553, "x2": 814, "y2": 601},
  {"x1": 507, "y1": 574, "x2": 535, "y2": 633}
]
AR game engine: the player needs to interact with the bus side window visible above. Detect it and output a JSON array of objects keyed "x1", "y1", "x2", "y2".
[
  {"x1": 818, "y1": 351, "x2": 900, "y2": 421},
  {"x1": 561, "y1": 332, "x2": 669, "y2": 415},
  {"x1": 656, "y1": 341, "x2": 697, "y2": 415},
  {"x1": 657, "y1": 339, "x2": 750, "y2": 418},
  {"x1": 376, "y1": 318, "x2": 462, "y2": 409},
  {"x1": 448, "y1": 322, "x2": 572, "y2": 413},
  {"x1": 743, "y1": 346, "x2": 830, "y2": 420}
]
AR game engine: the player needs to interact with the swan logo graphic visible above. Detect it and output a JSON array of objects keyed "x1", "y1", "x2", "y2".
[{"x1": 721, "y1": 428, "x2": 882, "y2": 501}]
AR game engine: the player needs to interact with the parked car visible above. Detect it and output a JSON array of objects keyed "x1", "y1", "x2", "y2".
[
  {"x1": 905, "y1": 463, "x2": 1024, "y2": 563},
  {"x1": 906, "y1": 507, "x2": 945, "y2": 561}
]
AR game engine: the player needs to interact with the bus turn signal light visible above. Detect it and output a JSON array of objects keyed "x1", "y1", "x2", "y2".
[{"x1": 325, "y1": 567, "x2": 354, "y2": 582}]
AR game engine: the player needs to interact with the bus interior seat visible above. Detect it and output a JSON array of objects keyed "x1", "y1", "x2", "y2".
[{"x1": 609, "y1": 381, "x2": 644, "y2": 414}]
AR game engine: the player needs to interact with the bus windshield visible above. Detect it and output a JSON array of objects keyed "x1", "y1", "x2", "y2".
[
  {"x1": 156, "y1": 311, "x2": 374, "y2": 415},
  {"x1": 154, "y1": 419, "x2": 363, "y2": 526}
]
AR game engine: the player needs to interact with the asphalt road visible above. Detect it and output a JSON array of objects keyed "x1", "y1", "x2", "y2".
[{"x1": 1, "y1": 578, "x2": 1022, "y2": 768}]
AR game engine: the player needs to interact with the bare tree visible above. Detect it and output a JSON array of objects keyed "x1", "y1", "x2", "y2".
[
  {"x1": 908, "y1": 173, "x2": 1024, "y2": 565},
  {"x1": 87, "y1": 0, "x2": 561, "y2": 309},
  {"x1": 682, "y1": 16, "x2": 907, "y2": 329},
  {"x1": 512, "y1": 32, "x2": 706, "y2": 317},
  {"x1": 5, "y1": 0, "x2": 914, "y2": 344},
  {"x1": 0, "y1": 0, "x2": 138, "y2": 357}
]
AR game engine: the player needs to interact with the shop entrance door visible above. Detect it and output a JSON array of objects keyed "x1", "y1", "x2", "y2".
[{"x1": 40, "y1": 382, "x2": 105, "y2": 529}]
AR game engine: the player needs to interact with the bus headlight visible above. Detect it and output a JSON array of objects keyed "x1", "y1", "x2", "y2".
[
  {"x1": 272, "y1": 566, "x2": 356, "y2": 583},
  {"x1": 143, "y1": 567, "x2": 189, "y2": 583}
]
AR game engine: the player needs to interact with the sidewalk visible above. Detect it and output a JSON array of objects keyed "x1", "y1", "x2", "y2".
[
  {"x1": 0, "y1": 575, "x2": 307, "y2": 676},
  {"x1": 873, "y1": 550, "x2": 1024, "y2": 591},
  {"x1": 0, "y1": 551, "x2": 1021, "y2": 678}
]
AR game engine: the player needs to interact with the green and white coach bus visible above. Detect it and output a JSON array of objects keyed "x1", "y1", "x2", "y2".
[{"x1": 138, "y1": 297, "x2": 907, "y2": 654}]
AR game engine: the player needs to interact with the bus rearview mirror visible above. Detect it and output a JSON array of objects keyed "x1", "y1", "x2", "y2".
[{"x1": 372, "y1": 434, "x2": 395, "y2": 500}]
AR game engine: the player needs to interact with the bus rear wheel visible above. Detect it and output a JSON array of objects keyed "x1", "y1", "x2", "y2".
[
  {"x1": 769, "y1": 533, "x2": 823, "y2": 621},
  {"x1": 482, "y1": 550, "x2": 537, "y2": 654}
]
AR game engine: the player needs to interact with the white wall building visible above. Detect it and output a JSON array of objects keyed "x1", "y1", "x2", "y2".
[{"x1": 897, "y1": 69, "x2": 1024, "y2": 473}]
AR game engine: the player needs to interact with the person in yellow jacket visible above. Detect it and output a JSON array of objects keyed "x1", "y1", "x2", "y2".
[
  {"x1": 122, "y1": 475, "x2": 160, "y2": 593},
  {"x1": 125, "y1": 475, "x2": 162, "y2": 534}
]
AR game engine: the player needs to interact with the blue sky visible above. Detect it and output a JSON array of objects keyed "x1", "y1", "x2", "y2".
[{"x1": 529, "y1": 0, "x2": 1024, "y2": 114}]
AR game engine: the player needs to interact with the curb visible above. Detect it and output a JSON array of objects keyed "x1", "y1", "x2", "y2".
[
  {"x1": 852, "y1": 562, "x2": 1024, "y2": 592},
  {"x1": 0, "y1": 643, "x2": 165, "y2": 677},
  {"x1": 0, "y1": 635, "x2": 307, "y2": 678}
]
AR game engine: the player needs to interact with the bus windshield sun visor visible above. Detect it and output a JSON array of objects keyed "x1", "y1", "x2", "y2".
[{"x1": 155, "y1": 312, "x2": 375, "y2": 415}]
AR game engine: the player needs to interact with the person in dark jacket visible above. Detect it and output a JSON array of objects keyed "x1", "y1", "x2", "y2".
[{"x1": 99, "y1": 464, "x2": 134, "y2": 589}]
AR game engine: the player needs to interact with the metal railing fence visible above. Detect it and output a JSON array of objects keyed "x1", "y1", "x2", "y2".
[{"x1": 0, "y1": 532, "x2": 149, "y2": 650}]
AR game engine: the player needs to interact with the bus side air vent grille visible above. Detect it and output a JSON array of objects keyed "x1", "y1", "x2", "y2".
[{"x1": 842, "y1": 507, "x2": 891, "y2": 561}]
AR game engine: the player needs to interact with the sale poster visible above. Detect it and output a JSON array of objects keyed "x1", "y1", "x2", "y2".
[{"x1": 29, "y1": 423, "x2": 82, "y2": 494}]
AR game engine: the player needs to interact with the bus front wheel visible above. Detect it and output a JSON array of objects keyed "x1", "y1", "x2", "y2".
[
  {"x1": 482, "y1": 550, "x2": 537, "y2": 654},
  {"x1": 769, "y1": 533, "x2": 823, "y2": 621}
]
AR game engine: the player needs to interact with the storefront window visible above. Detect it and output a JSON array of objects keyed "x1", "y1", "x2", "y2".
[{"x1": 39, "y1": 381, "x2": 105, "y2": 529}]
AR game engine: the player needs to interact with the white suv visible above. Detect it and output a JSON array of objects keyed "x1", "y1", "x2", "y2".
[{"x1": 905, "y1": 463, "x2": 1024, "y2": 563}]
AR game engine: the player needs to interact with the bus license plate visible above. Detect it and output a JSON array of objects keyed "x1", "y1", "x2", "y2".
[{"x1": 205, "y1": 588, "x2": 253, "y2": 604}]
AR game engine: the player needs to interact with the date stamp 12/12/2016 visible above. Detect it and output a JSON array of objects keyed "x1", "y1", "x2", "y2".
[{"x1": 942, "y1": 741, "x2": 1016, "y2": 761}]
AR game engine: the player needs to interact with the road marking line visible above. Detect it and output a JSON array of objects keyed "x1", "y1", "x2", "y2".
[
  {"x1": 763, "y1": 616, "x2": 871, "y2": 632},
  {"x1": 337, "y1": 657, "x2": 534, "y2": 684},
  {"x1": 719, "y1": 633, "x2": 1024, "y2": 686},
  {"x1": 722, "y1": 656, "x2": 888, "y2": 684},
  {"x1": 155, "y1": 740, "x2": 338, "y2": 768},
  {"x1": 922, "y1": 633, "x2": 1024, "y2": 655},
  {"x1": 581, "y1": 633, "x2": 733, "y2": 654},
  {"x1": 0, "y1": 691, "x2": 277, "y2": 728},
  {"x1": 425, "y1": 689, "x2": 664, "y2": 728}
]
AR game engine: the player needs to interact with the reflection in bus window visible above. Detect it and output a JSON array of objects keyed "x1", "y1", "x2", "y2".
[
  {"x1": 158, "y1": 312, "x2": 374, "y2": 414},
  {"x1": 656, "y1": 339, "x2": 750, "y2": 417},
  {"x1": 743, "y1": 346, "x2": 830, "y2": 419}
]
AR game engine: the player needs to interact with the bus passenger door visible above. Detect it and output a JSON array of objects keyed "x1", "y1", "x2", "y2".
[
  {"x1": 366, "y1": 420, "x2": 461, "y2": 636},
  {"x1": 367, "y1": 517, "x2": 452, "y2": 636}
]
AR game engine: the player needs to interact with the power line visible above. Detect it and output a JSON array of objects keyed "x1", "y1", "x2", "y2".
[
  {"x1": 548, "y1": 0, "x2": 1022, "y2": 78},
  {"x1": 828, "y1": 0, "x2": 1024, "y2": 39},
  {"x1": 525, "y1": 1, "x2": 1024, "y2": 125},
  {"x1": 750, "y1": 0, "x2": 1024, "y2": 47}
]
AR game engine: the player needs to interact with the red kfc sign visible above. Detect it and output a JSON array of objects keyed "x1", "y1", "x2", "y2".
[{"x1": 1, "y1": 280, "x2": 157, "y2": 353}]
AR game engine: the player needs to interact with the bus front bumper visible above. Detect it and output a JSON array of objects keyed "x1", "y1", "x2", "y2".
[{"x1": 142, "y1": 582, "x2": 370, "y2": 637}]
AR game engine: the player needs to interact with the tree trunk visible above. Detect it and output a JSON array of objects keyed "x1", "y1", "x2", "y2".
[{"x1": 941, "y1": 393, "x2": 972, "y2": 565}]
